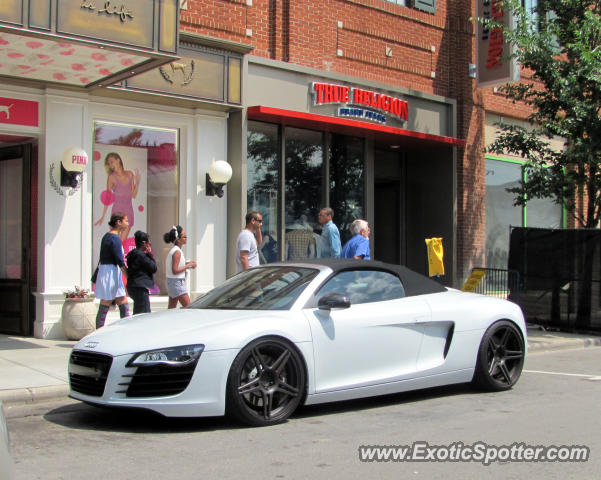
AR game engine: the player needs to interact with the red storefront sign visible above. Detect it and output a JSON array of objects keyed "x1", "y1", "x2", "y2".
[
  {"x1": 0, "y1": 97, "x2": 39, "y2": 127},
  {"x1": 476, "y1": 0, "x2": 519, "y2": 87},
  {"x1": 313, "y1": 82, "x2": 409, "y2": 122}
]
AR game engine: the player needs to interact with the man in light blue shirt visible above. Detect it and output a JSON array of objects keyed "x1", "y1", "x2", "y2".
[{"x1": 318, "y1": 207, "x2": 341, "y2": 258}]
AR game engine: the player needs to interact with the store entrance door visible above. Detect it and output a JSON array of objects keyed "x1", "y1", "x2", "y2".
[
  {"x1": 0, "y1": 144, "x2": 32, "y2": 335},
  {"x1": 373, "y1": 149, "x2": 403, "y2": 265}
]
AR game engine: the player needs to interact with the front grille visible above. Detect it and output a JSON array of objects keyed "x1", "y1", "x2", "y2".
[
  {"x1": 69, "y1": 350, "x2": 113, "y2": 397},
  {"x1": 124, "y1": 362, "x2": 197, "y2": 398}
]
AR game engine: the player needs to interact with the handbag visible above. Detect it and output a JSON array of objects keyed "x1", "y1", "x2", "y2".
[{"x1": 91, "y1": 264, "x2": 99, "y2": 284}]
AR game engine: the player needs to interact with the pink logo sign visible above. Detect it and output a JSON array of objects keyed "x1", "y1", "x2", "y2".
[{"x1": 0, "y1": 97, "x2": 39, "y2": 127}]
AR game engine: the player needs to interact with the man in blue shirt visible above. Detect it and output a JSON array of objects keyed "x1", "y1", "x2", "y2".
[
  {"x1": 341, "y1": 219, "x2": 371, "y2": 260},
  {"x1": 318, "y1": 207, "x2": 341, "y2": 258}
]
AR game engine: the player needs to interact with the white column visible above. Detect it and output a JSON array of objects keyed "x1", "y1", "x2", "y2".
[
  {"x1": 35, "y1": 91, "x2": 91, "y2": 338},
  {"x1": 191, "y1": 112, "x2": 229, "y2": 294}
]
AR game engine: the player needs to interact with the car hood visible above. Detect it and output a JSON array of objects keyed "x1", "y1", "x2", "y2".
[{"x1": 73, "y1": 308, "x2": 287, "y2": 356}]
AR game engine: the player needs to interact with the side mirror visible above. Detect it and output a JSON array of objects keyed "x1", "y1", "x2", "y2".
[{"x1": 317, "y1": 293, "x2": 351, "y2": 311}]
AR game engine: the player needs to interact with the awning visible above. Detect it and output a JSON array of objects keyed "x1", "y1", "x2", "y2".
[{"x1": 247, "y1": 106, "x2": 466, "y2": 148}]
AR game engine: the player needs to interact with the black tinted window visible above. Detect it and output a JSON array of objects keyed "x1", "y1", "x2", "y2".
[{"x1": 316, "y1": 270, "x2": 405, "y2": 305}]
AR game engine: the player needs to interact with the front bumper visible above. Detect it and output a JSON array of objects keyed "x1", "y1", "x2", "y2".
[{"x1": 69, "y1": 348, "x2": 238, "y2": 417}]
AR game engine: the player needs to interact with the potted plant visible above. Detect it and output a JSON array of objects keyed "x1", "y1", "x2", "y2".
[
  {"x1": 61, "y1": 286, "x2": 97, "y2": 340},
  {"x1": 63, "y1": 286, "x2": 94, "y2": 300}
]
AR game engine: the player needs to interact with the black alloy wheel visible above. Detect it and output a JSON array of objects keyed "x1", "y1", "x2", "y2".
[
  {"x1": 472, "y1": 320, "x2": 525, "y2": 391},
  {"x1": 226, "y1": 336, "x2": 306, "y2": 427}
]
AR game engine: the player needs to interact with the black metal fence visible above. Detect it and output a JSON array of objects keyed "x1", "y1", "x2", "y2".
[
  {"x1": 470, "y1": 267, "x2": 520, "y2": 301},
  {"x1": 508, "y1": 227, "x2": 601, "y2": 333}
]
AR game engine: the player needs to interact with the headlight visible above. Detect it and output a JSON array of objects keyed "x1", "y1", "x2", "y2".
[{"x1": 126, "y1": 344, "x2": 204, "y2": 367}]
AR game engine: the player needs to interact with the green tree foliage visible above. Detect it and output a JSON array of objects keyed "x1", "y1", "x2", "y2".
[{"x1": 485, "y1": 0, "x2": 601, "y2": 228}]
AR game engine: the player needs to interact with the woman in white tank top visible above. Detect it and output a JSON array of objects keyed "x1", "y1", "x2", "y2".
[{"x1": 163, "y1": 225, "x2": 196, "y2": 308}]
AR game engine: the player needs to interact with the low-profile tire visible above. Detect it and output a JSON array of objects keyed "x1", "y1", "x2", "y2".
[
  {"x1": 226, "y1": 336, "x2": 306, "y2": 427},
  {"x1": 472, "y1": 320, "x2": 525, "y2": 391}
]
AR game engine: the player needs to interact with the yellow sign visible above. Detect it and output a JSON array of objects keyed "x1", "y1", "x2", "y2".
[
  {"x1": 461, "y1": 269, "x2": 487, "y2": 292},
  {"x1": 425, "y1": 237, "x2": 444, "y2": 277}
]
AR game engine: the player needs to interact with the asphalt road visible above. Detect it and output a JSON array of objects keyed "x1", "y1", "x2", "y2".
[{"x1": 6, "y1": 347, "x2": 601, "y2": 480}]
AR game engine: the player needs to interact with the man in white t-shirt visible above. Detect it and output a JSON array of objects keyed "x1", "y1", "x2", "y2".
[{"x1": 236, "y1": 211, "x2": 263, "y2": 273}]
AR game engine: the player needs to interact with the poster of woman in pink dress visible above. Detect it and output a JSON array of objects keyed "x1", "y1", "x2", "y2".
[
  {"x1": 93, "y1": 146, "x2": 148, "y2": 264},
  {"x1": 94, "y1": 152, "x2": 141, "y2": 242}
]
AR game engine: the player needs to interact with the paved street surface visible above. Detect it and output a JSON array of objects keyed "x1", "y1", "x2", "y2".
[{"x1": 5, "y1": 347, "x2": 600, "y2": 480}]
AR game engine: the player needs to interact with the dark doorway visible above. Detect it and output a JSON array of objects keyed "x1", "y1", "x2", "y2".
[
  {"x1": 373, "y1": 149, "x2": 403, "y2": 264},
  {"x1": 0, "y1": 144, "x2": 32, "y2": 335}
]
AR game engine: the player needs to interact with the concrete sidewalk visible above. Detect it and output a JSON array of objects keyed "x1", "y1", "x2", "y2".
[
  {"x1": 0, "y1": 335, "x2": 76, "y2": 406},
  {"x1": 1, "y1": 326, "x2": 600, "y2": 407}
]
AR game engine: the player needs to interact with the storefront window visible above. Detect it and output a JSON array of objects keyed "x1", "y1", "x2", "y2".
[
  {"x1": 285, "y1": 127, "x2": 323, "y2": 261},
  {"x1": 485, "y1": 157, "x2": 563, "y2": 268},
  {"x1": 247, "y1": 121, "x2": 279, "y2": 264},
  {"x1": 526, "y1": 196, "x2": 562, "y2": 228},
  {"x1": 485, "y1": 159, "x2": 522, "y2": 268},
  {"x1": 92, "y1": 121, "x2": 179, "y2": 295},
  {"x1": 330, "y1": 134, "x2": 364, "y2": 245},
  {"x1": 247, "y1": 122, "x2": 365, "y2": 262}
]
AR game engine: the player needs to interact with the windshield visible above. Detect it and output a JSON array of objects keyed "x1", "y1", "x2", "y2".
[{"x1": 189, "y1": 266, "x2": 319, "y2": 310}]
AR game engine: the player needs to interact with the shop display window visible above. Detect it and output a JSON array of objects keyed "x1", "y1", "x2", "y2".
[
  {"x1": 329, "y1": 134, "x2": 364, "y2": 245},
  {"x1": 92, "y1": 121, "x2": 179, "y2": 294},
  {"x1": 247, "y1": 121, "x2": 279, "y2": 264},
  {"x1": 285, "y1": 128, "x2": 323, "y2": 261},
  {"x1": 247, "y1": 122, "x2": 365, "y2": 263},
  {"x1": 485, "y1": 157, "x2": 563, "y2": 269}
]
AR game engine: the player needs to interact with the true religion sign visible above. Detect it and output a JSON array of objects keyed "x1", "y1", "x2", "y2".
[{"x1": 312, "y1": 82, "x2": 409, "y2": 124}]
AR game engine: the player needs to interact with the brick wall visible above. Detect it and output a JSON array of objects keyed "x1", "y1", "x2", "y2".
[{"x1": 182, "y1": 0, "x2": 462, "y2": 95}]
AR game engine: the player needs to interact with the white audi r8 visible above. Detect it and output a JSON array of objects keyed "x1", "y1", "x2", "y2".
[{"x1": 69, "y1": 259, "x2": 526, "y2": 427}]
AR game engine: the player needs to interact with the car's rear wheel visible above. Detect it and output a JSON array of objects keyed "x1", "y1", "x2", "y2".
[
  {"x1": 472, "y1": 320, "x2": 525, "y2": 391},
  {"x1": 226, "y1": 336, "x2": 306, "y2": 427}
]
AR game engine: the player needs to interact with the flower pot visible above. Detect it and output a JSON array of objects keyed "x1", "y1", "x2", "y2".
[{"x1": 61, "y1": 298, "x2": 97, "y2": 340}]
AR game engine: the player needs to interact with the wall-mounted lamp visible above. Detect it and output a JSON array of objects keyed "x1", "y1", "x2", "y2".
[
  {"x1": 60, "y1": 147, "x2": 88, "y2": 187},
  {"x1": 206, "y1": 160, "x2": 233, "y2": 197},
  {"x1": 49, "y1": 147, "x2": 88, "y2": 196}
]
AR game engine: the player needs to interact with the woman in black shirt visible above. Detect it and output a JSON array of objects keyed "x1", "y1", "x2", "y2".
[{"x1": 125, "y1": 230, "x2": 157, "y2": 315}]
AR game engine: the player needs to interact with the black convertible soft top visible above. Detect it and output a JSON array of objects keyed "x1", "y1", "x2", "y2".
[{"x1": 271, "y1": 258, "x2": 447, "y2": 297}]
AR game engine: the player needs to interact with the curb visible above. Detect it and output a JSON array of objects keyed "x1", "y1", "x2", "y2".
[
  {"x1": 0, "y1": 385, "x2": 70, "y2": 407},
  {"x1": 527, "y1": 336, "x2": 601, "y2": 353}
]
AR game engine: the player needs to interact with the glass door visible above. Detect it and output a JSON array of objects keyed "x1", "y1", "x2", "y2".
[{"x1": 0, "y1": 144, "x2": 31, "y2": 335}]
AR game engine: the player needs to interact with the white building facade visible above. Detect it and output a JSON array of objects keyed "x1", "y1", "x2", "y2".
[{"x1": 0, "y1": 1, "x2": 249, "y2": 338}]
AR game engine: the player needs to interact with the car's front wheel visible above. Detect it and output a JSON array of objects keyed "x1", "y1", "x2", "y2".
[
  {"x1": 472, "y1": 320, "x2": 525, "y2": 391},
  {"x1": 226, "y1": 336, "x2": 306, "y2": 427}
]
